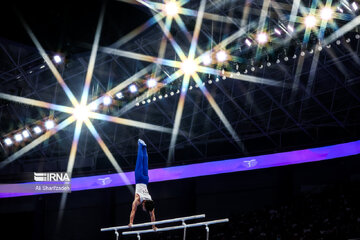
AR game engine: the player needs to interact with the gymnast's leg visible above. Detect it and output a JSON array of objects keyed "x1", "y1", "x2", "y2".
[{"x1": 135, "y1": 139, "x2": 149, "y2": 185}]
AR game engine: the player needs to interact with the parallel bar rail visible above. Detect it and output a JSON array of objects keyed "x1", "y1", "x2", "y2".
[
  {"x1": 100, "y1": 214, "x2": 205, "y2": 232},
  {"x1": 122, "y1": 218, "x2": 229, "y2": 235}
]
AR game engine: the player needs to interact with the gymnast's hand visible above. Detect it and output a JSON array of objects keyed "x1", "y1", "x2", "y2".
[
  {"x1": 152, "y1": 226, "x2": 158, "y2": 231},
  {"x1": 128, "y1": 223, "x2": 133, "y2": 228}
]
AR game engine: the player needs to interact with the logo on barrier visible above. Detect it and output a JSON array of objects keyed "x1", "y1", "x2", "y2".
[
  {"x1": 243, "y1": 159, "x2": 258, "y2": 168},
  {"x1": 97, "y1": 177, "x2": 112, "y2": 186}
]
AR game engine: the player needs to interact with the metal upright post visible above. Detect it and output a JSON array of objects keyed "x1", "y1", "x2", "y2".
[
  {"x1": 115, "y1": 230, "x2": 119, "y2": 240},
  {"x1": 137, "y1": 233, "x2": 141, "y2": 240},
  {"x1": 182, "y1": 220, "x2": 187, "y2": 240},
  {"x1": 205, "y1": 224, "x2": 209, "y2": 240}
]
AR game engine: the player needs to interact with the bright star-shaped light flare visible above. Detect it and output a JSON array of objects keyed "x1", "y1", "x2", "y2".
[
  {"x1": 304, "y1": 15, "x2": 317, "y2": 28},
  {"x1": 73, "y1": 105, "x2": 90, "y2": 122},
  {"x1": 256, "y1": 32, "x2": 268, "y2": 44},
  {"x1": 320, "y1": 7, "x2": 333, "y2": 21},
  {"x1": 164, "y1": 1, "x2": 180, "y2": 17},
  {"x1": 181, "y1": 58, "x2": 198, "y2": 75},
  {"x1": 216, "y1": 50, "x2": 228, "y2": 62}
]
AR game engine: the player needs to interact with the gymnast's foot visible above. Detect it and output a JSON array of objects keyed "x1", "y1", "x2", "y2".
[{"x1": 138, "y1": 139, "x2": 146, "y2": 146}]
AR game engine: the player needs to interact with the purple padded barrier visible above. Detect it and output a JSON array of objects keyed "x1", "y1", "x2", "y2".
[{"x1": 0, "y1": 140, "x2": 359, "y2": 198}]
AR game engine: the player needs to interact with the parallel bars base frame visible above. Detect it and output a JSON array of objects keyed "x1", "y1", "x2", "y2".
[{"x1": 100, "y1": 214, "x2": 229, "y2": 240}]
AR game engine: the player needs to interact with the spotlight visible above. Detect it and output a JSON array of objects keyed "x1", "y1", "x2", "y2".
[
  {"x1": 170, "y1": 92, "x2": 174, "y2": 96},
  {"x1": 293, "y1": 54, "x2": 297, "y2": 59},
  {"x1": 142, "y1": 101, "x2": 146, "y2": 104},
  {"x1": 14, "y1": 134, "x2": 23, "y2": 142},
  {"x1": 346, "y1": 38, "x2": 351, "y2": 43},
  {"x1": 4, "y1": 138, "x2": 13, "y2": 146},
  {"x1": 245, "y1": 39, "x2": 252, "y2": 47},
  {"x1": 256, "y1": 32, "x2": 268, "y2": 44},
  {"x1": 176, "y1": 89, "x2": 180, "y2": 94},
  {"x1": 356, "y1": 34, "x2": 360, "y2": 39},
  {"x1": 216, "y1": 50, "x2": 228, "y2": 62},
  {"x1": 267, "y1": 62, "x2": 271, "y2": 67},
  {"x1": 284, "y1": 56, "x2": 289, "y2": 61},
  {"x1": 135, "y1": 103, "x2": 139, "y2": 106},
  {"x1": 251, "y1": 67, "x2": 255, "y2": 72},
  {"x1": 352, "y1": 2, "x2": 358, "y2": 11},
  {"x1": 159, "y1": 95, "x2": 163, "y2": 99},
  {"x1": 103, "y1": 95, "x2": 112, "y2": 106},
  {"x1": 318, "y1": 46, "x2": 323, "y2": 51},
  {"x1": 73, "y1": 105, "x2": 90, "y2": 121},
  {"x1": 215, "y1": 77, "x2": 219, "y2": 82},
  {"x1": 33, "y1": 126, "x2": 42, "y2": 134},
  {"x1": 129, "y1": 84, "x2": 138, "y2": 93},
  {"x1": 164, "y1": 1, "x2": 179, "y2": 16},
  {"x1": 301, "y1": 51, "x2": 305, "y2": 56},
  {"x1": 208, "y1": 80, "x2": 212, "y2": 84},
  {"x1": 336, "y1": 40, "x2": 341, "y2": 45},
  {"x1": 202, "y1": 54, "x2": 212, "y2": 66},
  {"x1": 276, "y1": 59, "x2": 280, "y2": 63},
  {"x1": 164, "y1": 94, "x2": 168, "y2": 98},
  {"x1": 115, "y1": 92, "x2": 124, "y2": 99},
  {"x1": 309, "y1": 49, "x2": 314, "y2": 54},
  {"x1": 274, "y1": 28, "x2": 281, "y2": 35},
  {"x1": 40, "y1": 65, "x2": 45, "y2": 69},
  {"x1": 181, "y1": 59, "x2": 198, "y2": 75},
  {"x1": 244, "y1": 69, "x2": 248, "y2": 74},
  {"x1": 44, "y1": 120, "x2": 55, "y2": 130},
  {"x1": 22, "y1": 130, "x2": 30, "y2": 138},
  {"x1": 320, "y1": 7, "x2": 333, "y2": 21},
  {"x1": 147, "y1": 99, "x2": 151, "y2": 103},
  {"x1": 337, "y1": 6, "x2": 344, "y2": 13},
  {"x1": 53, "y1": 55, "x2": 62, "y2": 63},
  {"x1": 304, "y1": 15, "x2": 317, "y2": 28},
  {"x1": 146, "y1": 78, "x2": 157, "y2": 88}
]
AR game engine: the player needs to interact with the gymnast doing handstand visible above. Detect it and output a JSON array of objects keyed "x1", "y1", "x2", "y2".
[{"x1": 128, "y1": 139, "x2": 157, "y2": 230}]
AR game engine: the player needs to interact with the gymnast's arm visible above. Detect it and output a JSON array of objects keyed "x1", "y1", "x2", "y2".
[
  {"x1": 128, "y1": 194, "x2": 140, "y2": 227},
  {"x1": 150, "y1": 209, "x2": 157, "y2": 230}
]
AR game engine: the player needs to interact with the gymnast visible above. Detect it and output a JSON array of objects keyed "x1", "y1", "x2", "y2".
[{"x1": 128, "y1": 139, "x2": 157, "y2": 230}]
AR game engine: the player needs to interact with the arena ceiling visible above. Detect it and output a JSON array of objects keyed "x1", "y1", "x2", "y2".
[{"x1": 0, "y1": 0, "x2": 359, "y2": 178}]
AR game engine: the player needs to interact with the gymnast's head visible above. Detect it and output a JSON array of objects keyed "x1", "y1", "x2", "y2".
[{"x1": 142, "y1": 200, "x2": 155, "y2": 212}]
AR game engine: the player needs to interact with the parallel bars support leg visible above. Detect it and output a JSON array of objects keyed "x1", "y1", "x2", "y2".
[
  {"x1": 205, "y1": 225, "x2": 209, "y2": 240},
  {"x1": 182, "y1": 220, "x2": 187, "y2": 240}
]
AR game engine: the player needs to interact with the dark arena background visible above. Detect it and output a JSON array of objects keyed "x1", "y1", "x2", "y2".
[{"x1": 1, "y1": 0, "x2": 360, "y2": 239}]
